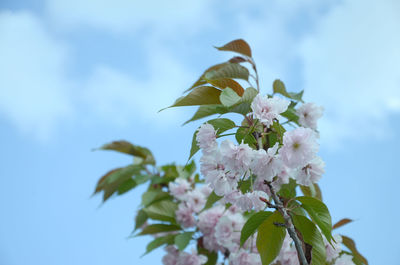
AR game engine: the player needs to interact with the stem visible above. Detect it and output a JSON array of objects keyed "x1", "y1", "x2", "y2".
[
  {"x1": 266, "y1": 182, "x2": 309, "y2": 265},
  {"x1": 249, "y1": 58, "x2": 260, "y2": 92},
  {"x1": 256, "y1": 130, "x2": 308, "y2": 265}
]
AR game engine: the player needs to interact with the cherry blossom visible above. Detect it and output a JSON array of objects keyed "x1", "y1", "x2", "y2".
[
  {"x1": 296, "y1": 103, "x2": 323, "y2": 130},
  {"x1": 279, "y1": 127, "x2": 319, "y2": 169},
  {"x1": 251, "y1": 94, "x2": 290, "y2": 127},
  {"x1": 196, "y1": 123, "x2": 217, "y2": 153}
]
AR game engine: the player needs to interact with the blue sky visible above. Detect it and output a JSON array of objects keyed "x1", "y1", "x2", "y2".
[{"x1": 0, "y1": 0, "x2": 399, "y2": 264}]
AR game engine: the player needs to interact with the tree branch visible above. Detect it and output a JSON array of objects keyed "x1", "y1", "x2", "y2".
[{"x1": 265, "y1": 181, "x2": 309, "y2": 265}]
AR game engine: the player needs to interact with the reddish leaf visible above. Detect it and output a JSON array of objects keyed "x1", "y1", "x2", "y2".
[
  {"x1": 332, "y1": 218, "x2": 353, "y2": 230},
  {"x1": 215, "y1": 39, "x2": 252, "y2": 57},
  {"x1": 207, "y1": 78, "x2": 244, "y2": 96}
]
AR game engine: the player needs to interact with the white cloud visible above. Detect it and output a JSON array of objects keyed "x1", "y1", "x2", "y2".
[
  {"x1": 46, "y1": 0, "x2": 214, "y2": 34},
  {"x1": 299, "y1": 0, "x2": 400, "y2": 145},
  {"x1": 81, "y1": 49, "x2": 192, "y2": 127},
  {"x1": 231, "y1": 0, "x2": 400, "y2": 147},
  {"x1": 0, "y1": 10, "x2": 74, "y2": 140}
]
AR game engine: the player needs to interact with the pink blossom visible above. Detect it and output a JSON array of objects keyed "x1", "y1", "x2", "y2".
[
  {"x1": 279, "y1": 127, "x2": 319, "y2": 168},
  {"x1": 220, "y1": 140, "x2": 253, "y2": 174},
  {"x1": 296, "y1": 103, "x2": 323, "y2": 130},
  {"x1": 198, "y1": 205, "x2": 225, "y2": 235},
  {"x1": 250, "y1": 143, "x2": 283, "y2": 182},
  {"x1": 215, "y1": 213, "x2": 244, "y2": 252},
  {"x1": 200, "y1": 150, "x2": 238, "y2": 196},
  {"x1": 253, "y1": 177, "x2": 271, "y2": 195},
  {"x1": 176, "y1": 203, "x2": 196, "y2": 228},
  {"x1": 199, "y1": 185, "x2": 212, "y2": 197},
  {"x1": 229, "y1": 249, "x2": 262, "y2": 265},
  {"x1": 169, "y1": 178, "x2": 191, "y2": 200},
  {"x1": 186, "y1": 189, "x2": 207, "y2": 213},
  {"x1": 162, "y1": 246, "x2": 179, "y2": 265},
  {"x1": 249, "y1": 190, "x2": 268, "y2": 211},
  {"x1": 203, "y1": 234, "x2": 224, "y2": 253},
  {"x1": 196, "y1": 123, "x2": 217, "y2": 153},
  {"x1": 177, "y1": 249, "x2": 208, "y2": 265},
  {"x1": 275, "y1": 234, "x2": 299, "y2": 265},
  {"x1": 236, "y1": 194, "x2": 253, "y2": 212},
  {"x1": 251, "y1": 94, "x2": 290, "y2": 127}
]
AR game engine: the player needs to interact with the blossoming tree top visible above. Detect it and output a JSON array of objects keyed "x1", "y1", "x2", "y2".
[{"x1": 93, "y1": 39, "x2": 367, "y2": 265}]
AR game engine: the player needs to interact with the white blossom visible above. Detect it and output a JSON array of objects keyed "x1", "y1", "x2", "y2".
[
  {"x1": 200, "y1": 150, "x2": 236, "y2": 196},
  {"x1": 325, "y1": 234, "x2": 343, "y2": 262},
  {"x1": 295, "y1": 156, "x2": 325, "y2": 186},
  {"x1": 334, "y1": 254, "x2": 355, "y2": 265},
  {"x1": 296, "y1": 103, "x2": 323, "y2": 130},
  {"x1": 279, "y1": 127, "x2": 319, "y2": 168},
  {"x1": 196, "y1": 123, "x2": 217, "y2": 153},
  {"x1": 251, "y1": 94, "x2": 290, "y2": 127},
  {"x1": 220, "y1": 140, "x2": 253, "y2": 175},
  {"x1": 250, "y1": 143, "x2": 283, "y2": 182}
]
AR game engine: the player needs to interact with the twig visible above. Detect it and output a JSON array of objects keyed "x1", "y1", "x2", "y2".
[{"x1": 265, "y1": 181, "x2": 309, "y2": 265}]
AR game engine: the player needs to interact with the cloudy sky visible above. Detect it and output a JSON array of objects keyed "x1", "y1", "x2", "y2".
[{"x1": 0, "y1": 0, "x2": 399, "y2": 264}]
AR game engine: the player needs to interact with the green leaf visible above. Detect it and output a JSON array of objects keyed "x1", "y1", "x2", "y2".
[
  {"x1": 277, "y1": 178, "x2": 297, "y2": 199},
  {"x1": 183, "y1": 105, "x2": 228, "y2": 125},
  {"x1": 207, "y1": 78, "x2": 244, "y2": 96},
  {"x1": 240, "y1": 211, "x2": 273, "y2": 246},
  {"x1": 178, "y1": 160, "x2": 197, "y2": 179},
  {"x1": 229, "y1": 87, "x2": 258, "y2": 115},
  {"x1": 141, "y1": 190, "x2": 171, "y2": 207},
  {"x1": 198, "y1": 247, "x2": 218, "y2": 265},
  {"x1": 137, "y1": 224, "x2": 181, "y2": 236},
  {"x1": 296, "y1": 196, "x2": 333, "y2": 242},
  {"x1": 188, "y1": 118, "x2": 236, "y2": 160},
  {"x1": 300, "y1": 184, "x2": 323, "y2": 201},
  {"x1": 205, "y1": 63, "x2": 249, "y2": 81},
  {"x1": 332, "y1": 218, "x2": 353, "y2": 230},
  {"x1": 134, "y1": 210, "x2": 148, "y2": 231},
  {"x1": 94, "y1": 164, "x2": 143, "y2": 202},
  {"x1": 117, "y1": 178, "x2": 136, "y2": 195},
  {"x1": 256, "y1": 211, "x2": 286, "y2": 265},
  {"x1": 164, "y1": 86, "x2": 222, "y2": 110},
  {"x1": 97, "y1": 140, "x2": 156, "y2": 165},
  {"x1": 220, "y1": 87, "x2": 241, "y2": 107},
  {"x1": 174, "y1": 232, "x2": 194, "y2": 251},
  {"x1": 215, "y1": 39, "x2": 252, "y2": 57},
  {"x1": 341, "y1": 235, "x2": 368, "y2": 265},
  {"x1": 235, "y1": 127, "x2": 257, "y2": 147},
  {"x1": 202, "y1": 191, "x2": 223, "y2": 212},
  {"x1": 142, "y1": 234, "x2": 176, "y2": 256},
  {"x1": 144, "y1": 200, "x2": 178, "y2": 223},
  {"x1": 273, "y1": 79, "x2": 304, "y2": 102},
  {"x1": 292, "y1": 214, "x2": 327, "y2": 265},
  {"x1": 281, "y1": 106, "x2": 299, "y2": 124}
]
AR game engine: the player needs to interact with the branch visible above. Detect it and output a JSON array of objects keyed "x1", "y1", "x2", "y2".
[{"x1": 265, "y1": 181, "x2": 309, "y2": 265}]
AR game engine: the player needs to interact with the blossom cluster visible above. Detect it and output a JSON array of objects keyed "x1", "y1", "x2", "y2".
[
  {"x1": 163, "y1": 176, "x2": 261, "y2": 264},
  {"x1": 157, "y1": 94, "x2": 354, "y2": 265},
  {"x1": 197, "y1": 95, "x2": 325, "y2": 209}
]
